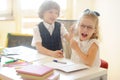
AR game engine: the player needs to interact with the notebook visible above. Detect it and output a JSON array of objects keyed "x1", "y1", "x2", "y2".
[
  {"x1": 16, "y1": 65, "x2": 54, "y2": 80},
  {"x1": 44, "y1": 59, "x2": 89, "y2": 72}
]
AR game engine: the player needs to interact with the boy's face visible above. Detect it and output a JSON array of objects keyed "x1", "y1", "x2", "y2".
[
  {"x1": 78, "y1": 17, "x2": 96, "y2": 41},
  {"x1": 43, "y1": 9, "x2": 59, "y2": 24}
]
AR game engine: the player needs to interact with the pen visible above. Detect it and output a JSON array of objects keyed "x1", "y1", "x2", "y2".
[
  {"x1": 61, "y1": 49, "x2": 63, "y2": 52},
  {"x1": 6, "y1": 54, "x2": 19, "y2": 56},
  {"x1": 53, "y1": 59, "x2": 67, "y2": 64},
  {"x1": 5, "y1": 56, "x2": 16, "y2": 59},
  {"x1": 5, "y1": 59, "x2": 18, "y2": 64}
]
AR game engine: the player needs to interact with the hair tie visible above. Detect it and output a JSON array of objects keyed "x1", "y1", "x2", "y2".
[
  {"x1": 94, "y1": 11, "x2": 100, "y2": 16},
  {"x1": 84, "y1": 9, "x2": 90, "y2": 12},
  {"x1": 83, "y1": 9, "x2": 100, "y2": 17}
]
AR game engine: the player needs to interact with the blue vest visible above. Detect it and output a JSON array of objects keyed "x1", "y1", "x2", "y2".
[{"x1": 38, "y1": 22, "x2": 62, "y2": 51}]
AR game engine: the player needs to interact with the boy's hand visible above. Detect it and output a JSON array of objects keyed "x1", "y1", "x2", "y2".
[{"x1": 51, "y1": 50, "x2": 64, "y2": 58}]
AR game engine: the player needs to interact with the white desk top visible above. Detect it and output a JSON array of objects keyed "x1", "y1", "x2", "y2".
[
  {"x1": 58, "y1": 68, "x2": 107, "y2": 80},
  {"x1": 0, "y1": 46, "x2": 107, "y2": 80}
]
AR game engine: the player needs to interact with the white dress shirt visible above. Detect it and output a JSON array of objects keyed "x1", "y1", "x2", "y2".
[
  {"x1": 71, "y1": 38, "x2": 101, "y2": 68},
  {"x1": 31, "y1": 21, "x2": 68, "y2": 46}
]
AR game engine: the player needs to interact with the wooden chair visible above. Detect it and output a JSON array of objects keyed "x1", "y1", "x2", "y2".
[{"x1": 6, "y1": 33, "x2": 35, "y2": 49}]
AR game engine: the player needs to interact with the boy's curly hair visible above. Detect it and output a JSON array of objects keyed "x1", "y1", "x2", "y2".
[{"x1": 38, "y1": 0, "x2": 60, "y2": 19}]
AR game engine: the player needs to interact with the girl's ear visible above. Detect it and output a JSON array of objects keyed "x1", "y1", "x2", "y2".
[
  {"x1": 91, "y1": 29, "x2": 97, "y2": 39},
  {"x1": 93, "y1": 28, "x2": 97, "y2": 34}
]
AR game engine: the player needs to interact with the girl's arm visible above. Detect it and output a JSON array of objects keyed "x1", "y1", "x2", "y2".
[
  {"x1": 64, "y1": 24, "x2": 75, "y2": 42},
  {"x1": 35, "y1": 42, "x2": 64, "y2": 58},
  {"x1": 70, "y1": 39, "x2": 98, "y2": 66}
]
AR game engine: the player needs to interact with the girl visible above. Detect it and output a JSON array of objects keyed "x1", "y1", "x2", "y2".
[
  {"x1": 70, "y1": 9, "x2": 101, "y2": 67},
  {"x1": 31, "y1": 1, "x2": 70, "y2": 58}
]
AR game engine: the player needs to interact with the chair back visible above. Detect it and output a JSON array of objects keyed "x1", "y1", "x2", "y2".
[{"x1": 6, "y1": 33, "x2": 35, "y2": 49}]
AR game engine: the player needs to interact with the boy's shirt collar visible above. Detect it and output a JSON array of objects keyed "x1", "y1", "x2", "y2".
[{"x1": 43, "y1": 21, "x2": 54, "y2": 30}]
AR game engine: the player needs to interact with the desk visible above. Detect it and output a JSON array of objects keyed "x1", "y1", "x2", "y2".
[
  {"x1": 0, "y1": 46, "x2": 107, "y2": 80},
  {"x1": 58, "y1": 68, "x2": 107, "y2": 80}
]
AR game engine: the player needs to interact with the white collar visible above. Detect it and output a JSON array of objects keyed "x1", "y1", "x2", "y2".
[{"x1": 43, "y1": 21, "x2": 54, "y2": 29}]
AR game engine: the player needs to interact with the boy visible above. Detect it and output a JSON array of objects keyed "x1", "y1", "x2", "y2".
[{"x1": 31, "y1": 1, "x2": 70, "y2": 58}]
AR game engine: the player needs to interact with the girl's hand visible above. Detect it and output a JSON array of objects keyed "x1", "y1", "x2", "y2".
[
  {"x1": 70, "y1": 38, "x2": 79, "y2": 50},
  {"x1": 69, "y1": 24, "x2": 76, "y2": 39},
  {"x1": 51, "y1": 50, "x2": 64, "y2": 58}
]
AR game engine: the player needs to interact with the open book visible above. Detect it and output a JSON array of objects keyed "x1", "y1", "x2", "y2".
[{"x1": 44, "y1": 58, "x2": 89, "y2": 72}]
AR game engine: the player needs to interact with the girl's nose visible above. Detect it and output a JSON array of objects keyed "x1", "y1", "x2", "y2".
[{"x1": 83, "y1": 26, "x2": 88, "y2": 31}]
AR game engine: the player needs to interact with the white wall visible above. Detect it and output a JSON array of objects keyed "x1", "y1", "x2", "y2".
[
  {"x1": 73, "y1": 0, "x2": 95, "y2": 19},
  {"x1": 0, "y1": 0, "x2": 22, "y2": 47},
  {"x1": 95, "y1": 0, "x2": 120, "y2": 80},
  {"x1": 0, "y1": 21, "x2": 16, "y2": 47}
]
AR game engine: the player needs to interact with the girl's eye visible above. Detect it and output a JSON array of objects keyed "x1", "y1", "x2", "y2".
[
  {"x1": 80, "y1": 24, "x2": 95, "y2": 30},
  {"x1": 80, "y1": 25, "x2": 86, "y2": 28},
  {"x1": 87, "y1": 26, "x2": 94, "y2": 30}
]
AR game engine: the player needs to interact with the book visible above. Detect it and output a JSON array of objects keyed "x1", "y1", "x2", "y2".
[
  {"x1": 16, "y1": 65, "x2": 54, "y2": 80},
  {"x1": 44, "y1": 59, "x2": 89, "y2": 72},
  {"x1": 3, "y1": 59, "x2": 31, "y2": 68},
  {"x1": 47, "y1": 72, "x2": 60, "y2": 80}
]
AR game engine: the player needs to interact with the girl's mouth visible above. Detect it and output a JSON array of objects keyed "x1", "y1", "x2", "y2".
[{"x1": 81, "y1": 33, "x2": 88, "y2": 38}]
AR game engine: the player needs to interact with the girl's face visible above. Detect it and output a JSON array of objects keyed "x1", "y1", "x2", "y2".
[
  {"x1": 43, "y1": 9, "x2": 59, "y2": 25},
  {"x1": 78, "y1": 17, "x2": 96, "y2": 41}
]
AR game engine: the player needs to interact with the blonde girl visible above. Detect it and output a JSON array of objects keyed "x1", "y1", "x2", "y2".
[{"x1": 70, "y1": 9, "x2": 101, "y2": 67}]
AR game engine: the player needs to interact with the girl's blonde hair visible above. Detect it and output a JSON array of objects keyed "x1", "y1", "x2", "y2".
[
  {"x1": 77, "y1": 9, "x2": 100, "y2": 39},
  {"x1": 38, "y1": 0, "x2": 60, "y2": 19}
]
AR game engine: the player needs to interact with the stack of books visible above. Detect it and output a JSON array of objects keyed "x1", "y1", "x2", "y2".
[{"x1": 16, "y1": 65, "x2": 54, "y2": 80}]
